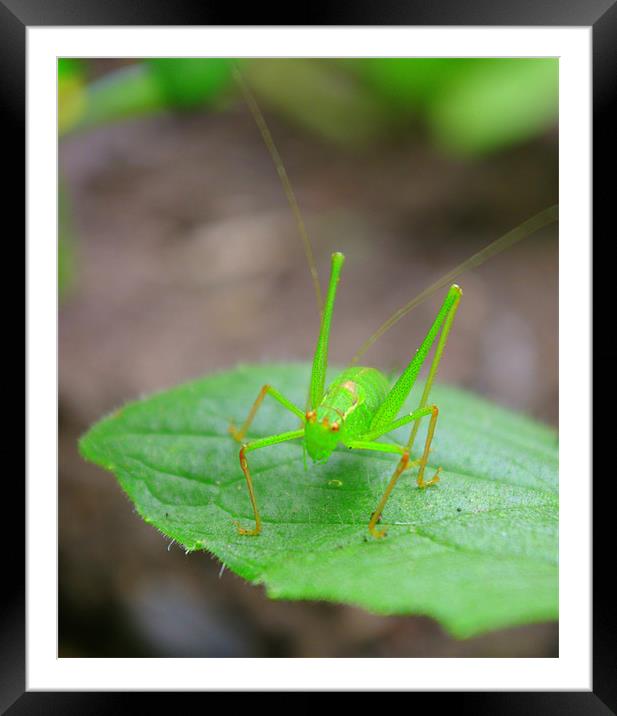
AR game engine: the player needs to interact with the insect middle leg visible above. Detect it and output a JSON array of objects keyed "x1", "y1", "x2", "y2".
[
  {"x1": 229, "y1": 384, "x2": 305, "y2": 442},
  {"x1": 235, "y1": 429, "x2": 305, "y2": 536},
  {"x1": 347, "y1": 404, "x2": 441, "y2": 539}
]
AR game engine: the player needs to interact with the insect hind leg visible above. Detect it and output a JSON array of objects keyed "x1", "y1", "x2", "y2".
[
  {"x1": 413, "y1": 404, "x2": 441, "y2": 489},
  {"x1": 407, "y1": 287, "x2": 461, "y2": 455}
]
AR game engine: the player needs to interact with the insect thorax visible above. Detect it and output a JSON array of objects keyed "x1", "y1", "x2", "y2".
[{"x1": 305, "y1": 367, "x2": 390, "y2": 463}]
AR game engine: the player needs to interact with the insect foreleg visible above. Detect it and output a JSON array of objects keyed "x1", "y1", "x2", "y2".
[
  {"x1": 235, "y1": 429, "x2": 305, "y2": 536},
  {"x1": 229, "y1": 384, "x2": 305, "y2": 443}
]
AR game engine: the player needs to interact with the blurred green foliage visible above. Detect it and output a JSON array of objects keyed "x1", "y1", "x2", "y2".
[
  {"x1": 58, "y1": 182, "x2": 75, "y2": 299},
  {"x1": 59, "y1": 58, "x2": 235, "y2": 136},
  {"x1": 242, "y1": 59, "x2": 390, "y2": 147},
  {"x1": 347, "y1": 58, "x2": 558, "y2": 154},
  {"x1": 57, "y1": 58, "x2": 557, "y2": 298},
  {"x1": 147, "y1": 58, "x2": 232, "y2": 108},
  {"x1": 58, "y1": 58, "x2": 86, "y2": 135},
  {"x1": 59, "y1": 57, "x2": 558, "y2": 156}
]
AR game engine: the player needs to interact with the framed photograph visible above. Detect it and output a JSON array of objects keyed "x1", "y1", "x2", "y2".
[{"x1": 10, "y1": 0, "x2": 609, "y2": 709}]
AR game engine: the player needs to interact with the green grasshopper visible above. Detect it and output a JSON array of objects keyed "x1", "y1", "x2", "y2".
[{"x1": 228, "y1": 67, "x2": 558, "y2": 539}]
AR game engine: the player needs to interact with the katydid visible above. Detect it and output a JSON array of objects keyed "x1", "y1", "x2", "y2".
[{"x1": 229, "y1": 66, "x2": 558, "y2": 539}]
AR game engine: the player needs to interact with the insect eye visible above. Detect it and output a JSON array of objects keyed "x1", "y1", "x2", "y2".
[{"x1": 331, "y1": 423, "x2": 340, "y2": 432}]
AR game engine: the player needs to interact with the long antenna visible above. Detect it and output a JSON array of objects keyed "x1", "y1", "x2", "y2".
[
  {"x1": 350, "y1": 204, "x2": 558, "y2": 365},
  {"x1": 231, "y1": 63, "x2": 324, "y2": 316}
]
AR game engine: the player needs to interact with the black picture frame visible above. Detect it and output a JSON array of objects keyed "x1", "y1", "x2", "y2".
[{"x1": 9, "y1": 0, "x2": 611, "y2": 711}]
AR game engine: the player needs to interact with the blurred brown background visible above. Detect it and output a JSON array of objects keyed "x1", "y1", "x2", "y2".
[{"x1": 58, "y1": 59, "x2": 558, "y2": 658}]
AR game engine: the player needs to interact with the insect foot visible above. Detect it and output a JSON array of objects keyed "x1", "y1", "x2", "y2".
[
  {"x1": 232, "y1": 519, "x2": 261, "y2": 536},
  {"x1": 418, "y1": 466, "x2": 442, "y2": 489},
  {"x1": 368, "y1": 509, "x2": 389, "y2": 539},
  {"x1": 368, "y1": 521, "x2": 388, "y2": 540}
]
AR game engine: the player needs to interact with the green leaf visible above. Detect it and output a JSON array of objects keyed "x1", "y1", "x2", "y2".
[{"x1": 79, "y1": 363, "x2": 558, "y2": 639}]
